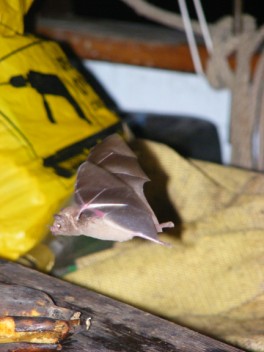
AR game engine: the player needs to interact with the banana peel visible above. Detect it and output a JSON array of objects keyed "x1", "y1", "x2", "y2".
[
  {"x1": 0, "y1": 284, "x2": 88, "y2": 351},
  {"x1": 0, "y1": 343, "x2": 61, "y2": 352}
]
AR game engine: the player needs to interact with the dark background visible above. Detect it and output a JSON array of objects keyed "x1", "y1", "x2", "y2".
[{"x1": 31, "y1": 0, "x2": 264, "y2": 27}]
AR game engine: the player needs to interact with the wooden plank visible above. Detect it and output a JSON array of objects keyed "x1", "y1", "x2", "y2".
[
  {"x1": 0, "y1": 259, "x2": 244, "y2": 351},
  {"x1": 36, "y1": 17, "x2": 206, "y2": 72},
  {"x1": 35, "y1": 17, "x2": 259, "y2": 74}
]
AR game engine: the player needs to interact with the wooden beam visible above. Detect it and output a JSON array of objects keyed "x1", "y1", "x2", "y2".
[
  {"x1": 36, "y1": 17, "x2": 208, "y2": 72},
  {"x1": 0, "y1": 259, "x2": 243, "y2": 351},
  {"x1": 36, "y1": 17, "x2": 260, "y2": 74}
]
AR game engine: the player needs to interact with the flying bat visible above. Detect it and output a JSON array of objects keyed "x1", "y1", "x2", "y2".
[{"x1": 50, "y1": 134, "x2": 174, "y2": 245}]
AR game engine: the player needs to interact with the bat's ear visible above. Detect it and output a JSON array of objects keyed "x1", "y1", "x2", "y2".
[{"x1": 54, "y1": 214, "x2": 62, "y2": 220}]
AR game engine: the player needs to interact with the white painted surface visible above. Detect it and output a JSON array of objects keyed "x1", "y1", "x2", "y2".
[{"x1": 84, "y1": 60, "x2": 232, "y2": 162}]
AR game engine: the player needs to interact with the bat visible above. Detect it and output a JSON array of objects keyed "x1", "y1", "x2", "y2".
[{"x1": 50, "y1": 134, "x2": 174, "y2": 245}]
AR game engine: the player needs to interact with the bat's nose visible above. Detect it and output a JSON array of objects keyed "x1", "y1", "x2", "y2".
[{"x1": 50, "y1": 224, "x2": 58, "y2": 234}]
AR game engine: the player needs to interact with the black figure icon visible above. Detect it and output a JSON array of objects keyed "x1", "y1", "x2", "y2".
[{"x1": 8, "y1": 71, "x2": 91, "y2": 124}]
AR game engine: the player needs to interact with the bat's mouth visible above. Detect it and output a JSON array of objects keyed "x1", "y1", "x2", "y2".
[{"x1": 50, "y1": 224, "x2": 61, "y2": 235}]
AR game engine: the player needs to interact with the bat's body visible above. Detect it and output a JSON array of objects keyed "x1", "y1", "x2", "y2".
[{"x1": 51, "y1": 134, "x2": 174, "y2": 245}]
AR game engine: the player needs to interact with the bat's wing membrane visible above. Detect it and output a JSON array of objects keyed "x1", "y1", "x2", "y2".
[
  {"x1": 88, "y1": 134, "x2": 164, "y2": 232},
  {"x1": 75, "y1": 134, "x2": 172, "y2": 243},
  {"x1": 75, "y1": 161, "x2": 122, "y2": 205},
  {"x1": 88, "y1": 134, "x2": 136, "y2": 162}
]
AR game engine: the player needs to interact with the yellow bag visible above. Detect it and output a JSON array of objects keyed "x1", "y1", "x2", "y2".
[{"x1": 0, "y1": 0, "x2": 121, "y2": 259}]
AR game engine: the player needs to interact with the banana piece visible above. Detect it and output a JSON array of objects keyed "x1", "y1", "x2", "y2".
[
  {"x1": 0, "y1": 284, "x2": 88, "y2": 350},
  {"x1": 0, "y1": 342, "x2": 61, "y2": 351},
  {"x1": 0, "y1": 284, "x2": 77, "y2": 320},
  {"x1": 0, "y1": 316, "x2": 79, "y2": 343}
]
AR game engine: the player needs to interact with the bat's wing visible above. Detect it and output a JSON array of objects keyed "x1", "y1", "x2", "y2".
[
  {"x1": 74, "y1": 134, "x2": 173, "y2": 244},
  {"x1": 88, "y1": 134, "x2": 165, "y2": 232}
]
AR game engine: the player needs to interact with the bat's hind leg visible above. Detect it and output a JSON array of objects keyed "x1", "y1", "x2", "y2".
[
  {"x1": 160, "y1": 221, "x2": 174, "y2": 229},
  {"x1": 155, "y1": 221, "x2": 174, "y2": 232}
]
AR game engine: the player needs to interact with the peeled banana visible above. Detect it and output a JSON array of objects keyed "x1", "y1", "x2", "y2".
[{"x1": 0, "y1": 284, "x2": 88, "y2": 351}]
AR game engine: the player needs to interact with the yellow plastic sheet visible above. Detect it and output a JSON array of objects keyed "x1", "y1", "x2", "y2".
[
  {"x1": 0, "y1": 0, "x2": 121, "y2": 259},
  {"x1": 0, "y1": 0, "x2": 32, "y2": 35},
  {"x1": 65, "y1": 140, "x2": 264, "y2": 351}
]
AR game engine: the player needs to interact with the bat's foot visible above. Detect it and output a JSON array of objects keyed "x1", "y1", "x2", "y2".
[
  {"x1": 160, "y1": 221, "x2": 174, "y2": 228},
  {"x1": 158, "y1": 221, "x2": 174, "y2": 232}
]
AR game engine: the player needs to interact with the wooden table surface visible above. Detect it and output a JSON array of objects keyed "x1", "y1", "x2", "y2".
[{"x1": 0, "y1": 259, "x2": 244, "y2": 352}]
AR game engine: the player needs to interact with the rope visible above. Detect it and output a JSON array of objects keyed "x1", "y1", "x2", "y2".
[
  {"x1": 192, "y1": 0, "x2": 213, "y2": 54},
  {"x1": 178, "y1": 0, "x2": 204, "y2": 75},
  {"x1": 207, "y1": 16, "x2": 264, "y2": 170},
  {"x1": 119, "y1": 0, "x2": 264, "y2": 171}
]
